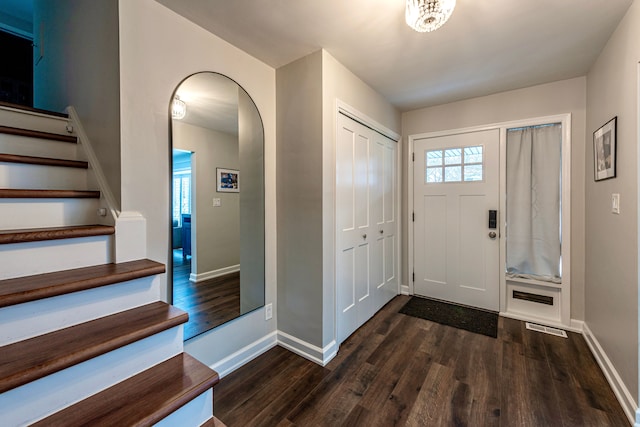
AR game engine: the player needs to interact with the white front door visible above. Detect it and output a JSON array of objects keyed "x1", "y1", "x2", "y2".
[
  {"x1": 413, "y1": 129, "x2": 500, "y2": 311},
  {"x1": 336, "y1": 113, "x2": 398, "y2": 344}
]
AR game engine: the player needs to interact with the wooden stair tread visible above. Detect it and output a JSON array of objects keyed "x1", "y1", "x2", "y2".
[
  {"x1": 0, "y1": 224, "x2": 114, "y2": 244},
  {"x1": 33, "y1": 353, "x2": 219, "y2": 427},
  {"x1": 0, "y1": 259, "x2": 165, "y2": 308},
  {"x1": 0, "y1": 153, "x2": 88, "y2": 169},
  {"x1": 0, "y1": 189, "x2": 99, "y2": 199},
  {"x1": 0, "y1": 125, "x2": 76, "y2": 143},
  {"x1": 0, "y1": 301, "x2": 188, "y2": 393},
  {"x1": 0, "y1": 101, "x2": 69, "y2": 118},
  {"x1": 203, "y1": 416, "x2": 228, "y2": 427}
]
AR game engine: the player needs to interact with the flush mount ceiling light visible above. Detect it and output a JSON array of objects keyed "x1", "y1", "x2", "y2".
[
  {"x1": 406, "y1": 0, "x2": 456, "y2": 33},
  {"x1": 172, "y1": 95, "x2": 186, "y2": 120}
]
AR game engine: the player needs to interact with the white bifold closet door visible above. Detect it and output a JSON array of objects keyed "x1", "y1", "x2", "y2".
[{"x1": 336, "y1": 113, "x2": 398, "y2": 345}]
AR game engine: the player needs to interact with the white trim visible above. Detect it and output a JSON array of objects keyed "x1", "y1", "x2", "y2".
[
  {"x1": 583, "y1": 323, "x2": 637, "y2": 425},
  {"x1": 115, "y1": 211, "x2": 146, "y2": 263},
  {"x1": 67, "y1": 106, "x2": 120, "y2": 219},
  {"x1": 336, "y1": 100, "x2": 400, "y2": 142},
  {"x1": 637, "y1": 61, "x2": 640, "y2": 427},
  {"x1": 499, "y1": 312, "x2": 583, "y2": 334},
  {"x1": 400, "y1": 284, "x2": 411, "y2": 295},
  {"x1": 189, "y1": 265, "x2": 240, "y2": 283},
  {"x1": 0, "y1": 23, "x2": 33, "y2": 40},
  {"x1": 0, "y1": 104, "x2": 68, "y2": 122},
  {"x1": 277, "y1": 331, "x2": 337, "y2": 366},
  {"x1": 210, "y1": 331, "x2": 278, "y2": 378}
]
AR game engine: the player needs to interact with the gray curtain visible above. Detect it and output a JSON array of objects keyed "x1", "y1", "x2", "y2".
[{"x1": 506, "y1": 124, "x2": 562, "y2": 283}]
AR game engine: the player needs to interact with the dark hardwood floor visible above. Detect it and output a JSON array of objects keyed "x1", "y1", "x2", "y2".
[
  {"x1": 172, "y1": 250, "x2": 240, "y2": 339},
  {"x1": 214, "y1": 295, "x2": 629, "y2": 427}
]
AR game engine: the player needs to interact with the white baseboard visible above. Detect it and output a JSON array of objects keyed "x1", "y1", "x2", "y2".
[
  {"x1": 400, "y1": 284, "x2": 410, "y2": 295},
  {"x1": 210, "y1": 331, "x2": 277, "y2": 378},
  {"x1": 189, "y1": 264, "x2": 240, "y2": 283},
  {"x1": 207, "y1": 330, "x2": 337, "y2": 380},
  {"x1": 277, "y1": 331, "x2": 337, "y2": 366},
  {"x1": 499, "y1": 311, "x2": 583, "y2": 334},
  {"x1": 583, "y1": 323, "x2": 636, "y2": 425}
]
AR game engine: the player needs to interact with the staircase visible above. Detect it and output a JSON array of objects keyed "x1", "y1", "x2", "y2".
[{"x1": 0, "y1": 102, "x2": 221, "y2": 426}]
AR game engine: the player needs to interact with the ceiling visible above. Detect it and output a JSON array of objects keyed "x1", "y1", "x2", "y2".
[
  {"x1": 157, "y1": 0, "x2": 633, "y2": 112},
  {"x1": 174, "y1": 72, "x2": 240, "y2": 135}
]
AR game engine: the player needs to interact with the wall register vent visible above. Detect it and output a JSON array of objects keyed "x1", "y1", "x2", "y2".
[{"x1": 525, "y1": 322, "x2": 567, "y2": 338}]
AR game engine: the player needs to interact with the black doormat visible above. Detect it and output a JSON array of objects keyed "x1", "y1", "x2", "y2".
[{"x1": 399, "y1": 296, "x2": 498, "y2": 338}]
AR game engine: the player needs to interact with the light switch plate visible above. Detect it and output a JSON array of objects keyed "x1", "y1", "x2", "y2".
[
  {"x1": 265, "y1": 303, "x2": 273, "y2": 320},
  {"x1": 612, "y1": 193, "x2": 620, "y2": 214}
]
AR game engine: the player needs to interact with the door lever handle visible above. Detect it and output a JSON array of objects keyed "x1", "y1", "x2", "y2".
[{"x1": 362, "y1": 234, "x2": 367, "y2": 240}]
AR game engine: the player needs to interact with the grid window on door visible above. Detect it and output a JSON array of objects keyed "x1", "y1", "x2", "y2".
[{"x1": 425, "y1": 145, "x2": 483, "y2": 183}]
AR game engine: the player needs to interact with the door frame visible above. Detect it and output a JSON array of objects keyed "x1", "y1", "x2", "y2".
[
  {"x1": 408, "y1": 113, "x2": 572, "y2": 325},
  {"x1": 334, "y1": 100, "x2": 402, "y2": 345}
]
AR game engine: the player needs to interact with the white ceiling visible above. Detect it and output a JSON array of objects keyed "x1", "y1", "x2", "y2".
[{"x1": 157, "y1": 0, "x2": 633, "y2": 111}]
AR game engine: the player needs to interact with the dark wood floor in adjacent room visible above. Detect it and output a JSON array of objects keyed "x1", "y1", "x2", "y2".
[
  {"x1": 172, "y1": 250, "x2": 240, "y2": 339},
  {"x1": 213, "y1": 295, "x2": 629, "y2": 427}
]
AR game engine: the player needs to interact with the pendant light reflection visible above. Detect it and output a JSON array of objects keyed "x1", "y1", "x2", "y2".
[
  {"x1": 172, "y1": 95, "x2": 186, "y2": 120},
  {"x1": 406, "y1": 0, "x2": 456, "y2": 33}
]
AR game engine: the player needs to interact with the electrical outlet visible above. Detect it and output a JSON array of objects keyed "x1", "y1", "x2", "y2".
[
  {"x1": 265, "y1": 303, "x2": 272, "y2": 320},
  {"x1": 213, "y1": 198, "x2": 221, "y2": 207}
]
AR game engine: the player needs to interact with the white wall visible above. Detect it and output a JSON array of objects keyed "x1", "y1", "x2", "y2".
[
  {"x1": 33, "y1": 0, "x2": 122, "y2": 208},
  {"x1": 276, "y1": 50, "x2": 324, "y2": 346},
  {"x1": 118, "y1": 0, "x2": 276, "y2": 368},
  {"x1": 585, "y1": 0, "x2": 640, "y2": 416},
  {"x1": 321, "y1": 50, "x2": 401, "y2": 347},
  {"x1": 402, "y1": 77, "x2": 587, "y2": 321},
  {"x1": 276, "y1": 49, "x2": 400, "y2": 352},
  {"x1": 173, "y1": 121, "x2": 240, "y2": 276}
]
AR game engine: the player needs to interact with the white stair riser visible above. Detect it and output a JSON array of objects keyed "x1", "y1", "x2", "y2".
[
  {"x1": 0, "y1": 235, "x2": 113, "y2": 280},
  {"x1": 0, "y1": 199, "x2": 102, "y2": 230},
  {"x1": 0, "y1": 106, "x2": 69, "y2": 135},
  {"x1": 155, "y1": 389, "x2": 214, "y2": 427},
  {"x1": 0, "y1": 134, "x2": 78, "y2": 160},
  {"x1": 0, "y1": 108, "x2": 72, "y2": 136},
  {"x1": 0, "y1": 327, "x2": 184, "y2": 426},
  {"x1": 0, "y1": 276, "x2": 162, "y2": 346},
  {"x1": 0, "y1": 162, "x2": 89, "y2": 190}
]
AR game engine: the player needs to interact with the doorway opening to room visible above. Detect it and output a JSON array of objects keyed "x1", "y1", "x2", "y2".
[
  {"x1": 0, "y1": 30, "x2": 33, "y2": 107},
  {"x1": 172, "y1": 149, "x2": 193, "y2": 282},
  {"x1": 408, "y1": 114, "x2": 572, "y2": 327}
]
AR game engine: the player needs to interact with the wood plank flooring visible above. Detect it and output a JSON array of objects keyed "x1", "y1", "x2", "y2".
[
  {"x1": 172, "y1": 250, "x2": 240, "y2": 340},
  {"x1": 214, "y1": 296, "x2": 629, "y2": 427}
]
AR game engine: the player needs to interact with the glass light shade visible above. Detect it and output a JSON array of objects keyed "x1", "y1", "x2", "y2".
[
  {"x1": 172, "y1": 96, "x2": 186, "y2": 120},
  {"x1": 406, "y1": 0, "x2": 456, "y2": 33}
]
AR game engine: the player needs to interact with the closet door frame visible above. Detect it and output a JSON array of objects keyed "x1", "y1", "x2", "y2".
[{"x1": 334, "y1": 100, "x2": 401, "y2": 346}]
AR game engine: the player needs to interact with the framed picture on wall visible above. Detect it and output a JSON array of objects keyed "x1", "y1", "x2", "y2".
[
  {"x1": 217, "y1": 168, "x2": 239, "y2": 192},
  {"x1": 593, "y1": 117, "x2": 617, "y2": 181}
]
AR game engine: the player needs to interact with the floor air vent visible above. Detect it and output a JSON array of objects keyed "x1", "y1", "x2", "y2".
[{"x1": 525, "y1": 322, "x2": 567, "y2": 338}]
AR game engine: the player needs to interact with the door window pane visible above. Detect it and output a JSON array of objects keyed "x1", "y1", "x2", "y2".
[
  {"x1": 426, "y1": 150, "x2": 443, "y2": 167},
  {"x1": 426, "y1": 167, "x2": 443, "y2": 183},
  {"x1": 424, "y1": 145, "x2": 484, "y2": 184},
  {"x1": 464, "y1": 164, "x2": 483, "y2": 181},
  {"x1": 464, "y1": 146, "x2": 483, "y2": 163},
  {"x1": 444, "y1": 148, "x2": 461, "y2": 165}
]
